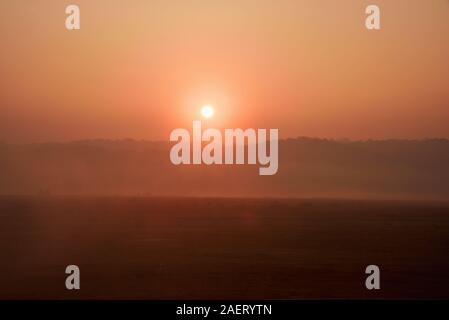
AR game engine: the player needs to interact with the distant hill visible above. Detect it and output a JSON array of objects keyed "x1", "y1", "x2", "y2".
[{"x1": 1, "y1": 138, "x2": 449, "y2": 199}]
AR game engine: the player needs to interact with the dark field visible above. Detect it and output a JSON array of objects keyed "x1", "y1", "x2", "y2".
[{"x1": 0, "y1": 196, "x2": 448, "y2": 299}]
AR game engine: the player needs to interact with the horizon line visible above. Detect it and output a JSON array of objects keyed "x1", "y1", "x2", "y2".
[{"x1": 2, "y1": 136, "x2": 449, "y2": 146}]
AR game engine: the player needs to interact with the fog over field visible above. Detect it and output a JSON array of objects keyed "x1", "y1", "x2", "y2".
[{"x1": 1, "y1": 138, "x2": 448, "y2": 199}]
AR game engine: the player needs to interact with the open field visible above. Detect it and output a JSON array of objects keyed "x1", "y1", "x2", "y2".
[{"x1": 0, "y1": 196, "x2": 448, "y2": 299}]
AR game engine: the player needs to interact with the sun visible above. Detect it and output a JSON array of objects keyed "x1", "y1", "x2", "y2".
[{"x1": 201, "y1": 105, "x2": 214, "y2": 119}]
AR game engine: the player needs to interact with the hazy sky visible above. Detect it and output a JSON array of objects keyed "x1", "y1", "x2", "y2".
[{"x1": 0, "y1": 0, "x2": 448, "y2": 142}]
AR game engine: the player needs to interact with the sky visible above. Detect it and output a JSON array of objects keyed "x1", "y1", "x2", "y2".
[{"x1": 0, "y1": 0, "x2": 448, "y2": 143}]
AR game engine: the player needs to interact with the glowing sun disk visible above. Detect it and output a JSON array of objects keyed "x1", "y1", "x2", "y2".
[{"x1": 201, "y1": 105, "x2": 214, "y2": 118}]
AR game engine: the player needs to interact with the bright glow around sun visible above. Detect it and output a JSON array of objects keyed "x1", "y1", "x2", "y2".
[{"x1": 201, "y1": 105, "x2": 214, "y2": 118}]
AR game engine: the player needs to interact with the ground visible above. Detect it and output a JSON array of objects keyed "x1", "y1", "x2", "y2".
[{"x1": 0, "y1": 196, "x2": 448, "y2": 299}]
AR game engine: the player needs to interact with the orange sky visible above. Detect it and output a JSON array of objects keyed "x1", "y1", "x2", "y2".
[{"x1": 0, "y1": 0, "x2": 448, "y2": 143}]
